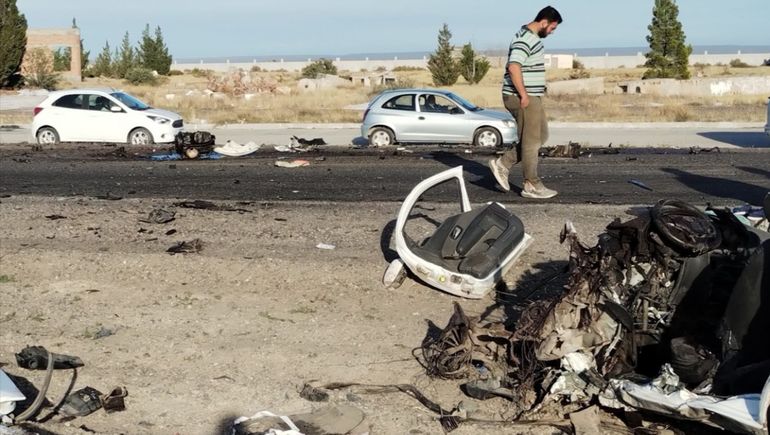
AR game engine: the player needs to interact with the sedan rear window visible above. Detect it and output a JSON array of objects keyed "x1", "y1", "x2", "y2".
[
  {"x1": 382, "y1": 94, "x2": 415, "y2": 111},
  {"x1": 52, "y1": 94, "x2": 84, "y2": 109}
]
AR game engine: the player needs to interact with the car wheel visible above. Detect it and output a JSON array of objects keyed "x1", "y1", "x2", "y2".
[
  {"x1": 128, "y1": 127, "x2": 154, "y2": 145},
  {"x1": 473, "y1": 127, "x2": 502, "y2": 147},
  {"x1": 369, "y1": 127, "x2": 394, "y2": 147},
  {"x1": 36, "y1": 127, "x2": 60, "y2": 145}
]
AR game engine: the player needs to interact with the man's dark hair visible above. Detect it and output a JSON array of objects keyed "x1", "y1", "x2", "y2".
[{"x1": 535, "y1": 6, "x2": 563, "y2": 24}]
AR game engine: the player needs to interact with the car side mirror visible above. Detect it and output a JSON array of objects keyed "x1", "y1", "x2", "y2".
[
  {"x1": 450, "y1": 107, "x2": 463, "y2": 115},
  {"x1": 110, "y1": 106, "x2": 123, "y2": 113}
]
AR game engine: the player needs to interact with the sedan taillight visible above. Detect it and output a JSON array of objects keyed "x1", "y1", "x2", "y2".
[{"x1": 33, "y1": 107, "x2": 43, "y2": 116}]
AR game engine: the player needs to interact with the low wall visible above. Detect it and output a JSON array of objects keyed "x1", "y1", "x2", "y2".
[
  {"x1": 173, "y1": 58, "x2": 428, "y2": 73},
  {"x1": 616, "y1": 76, "x2": 770, "y2": 96},
  {"x1": 174, "y1": 51, "x2": 769, "y2": 74},
  {"x1": 573, "y1": 52, "x2": 769, "y2": 69}
]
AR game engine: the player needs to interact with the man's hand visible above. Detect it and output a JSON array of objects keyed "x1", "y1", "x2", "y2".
[{"x1": 520, "y1": 94, "x2": 530, "y2": 109}]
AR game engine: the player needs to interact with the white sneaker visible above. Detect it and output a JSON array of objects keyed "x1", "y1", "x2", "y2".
[
  {"x1": 521, "y1": 180, "x2": 557, "y2": 199},
  {"x1": 488, "y1": 158, "x2": 510, "y2": 192}
]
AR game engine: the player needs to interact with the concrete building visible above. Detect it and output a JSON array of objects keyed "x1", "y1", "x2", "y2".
[{"x1": 25, "y1": 28, "x2": 82, "y2": 82}]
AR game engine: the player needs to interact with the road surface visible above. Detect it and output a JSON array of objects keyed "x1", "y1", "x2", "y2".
[
  {"x1": 2, "y1": 122, "x2": 769, "y2": 149},
  {"x1": 1, "y1": 144, "x2": 768, "y2": 207}
]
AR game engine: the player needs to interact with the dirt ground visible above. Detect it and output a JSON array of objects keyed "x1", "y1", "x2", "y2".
[{"x1": 0, "y1": 194, "x2": 635, "y2": 434}]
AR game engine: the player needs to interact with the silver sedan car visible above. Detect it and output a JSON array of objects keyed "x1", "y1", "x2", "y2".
[{"x1": 361, "y1": 89, "x2": 517, "y2": 147}]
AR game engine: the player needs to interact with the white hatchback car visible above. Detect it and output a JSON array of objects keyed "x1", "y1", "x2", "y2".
[{"x1": 32, "y1": 88, "x2": 183, "y2": 145}]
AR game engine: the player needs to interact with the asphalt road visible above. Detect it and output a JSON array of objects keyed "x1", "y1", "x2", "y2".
[
  {"x1": 2, "y1": 122, "x2": 769, "y2": 149},
  {"x1": 1, "y1": 144, "x2": 769, "y2": 207}
]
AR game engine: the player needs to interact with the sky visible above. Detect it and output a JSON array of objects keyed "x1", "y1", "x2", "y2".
[{"x1": 15, "y1": 0, "x2": 770, "y2": 60}]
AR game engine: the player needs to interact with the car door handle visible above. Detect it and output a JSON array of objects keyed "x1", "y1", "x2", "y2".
[{"x1": 418, "y1": 116, "x2": 425, "y2": 120}]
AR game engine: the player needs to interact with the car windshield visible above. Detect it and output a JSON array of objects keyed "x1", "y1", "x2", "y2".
[
  {"x1": 447, "y1": 92, "x2": 481, "y2": 112},
  {"x1": 110, "y1": 92, "x2": 150, "y2": 110}
]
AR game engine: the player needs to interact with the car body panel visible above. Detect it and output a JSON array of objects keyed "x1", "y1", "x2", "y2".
[
  {"x1": 765, "y1": 97, "x2": 769, "y2": 136},
  {"x1": 362, "y1": 89, "x2": 517, "y2": 146},
  {"x1": 32, "y1": 88, "x2": 183, "y2": 144}
]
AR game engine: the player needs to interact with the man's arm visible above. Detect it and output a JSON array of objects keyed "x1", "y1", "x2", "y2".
[{"x1": 508, "y1": 63, "x2": 529, "y2": 108}]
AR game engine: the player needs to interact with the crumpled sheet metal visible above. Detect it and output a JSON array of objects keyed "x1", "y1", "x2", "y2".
[{"x1": 603, "y1": 373, "x2": 768, "y2": 434}]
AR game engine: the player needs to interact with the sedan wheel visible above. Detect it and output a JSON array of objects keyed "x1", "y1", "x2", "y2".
[
  {"x1": 369, "y1": 127, "x2": 394, "y2": 147},
  {"x1": 474, "y1": 127, "x2": 502, "y2": 147},
  {"x1": 128, "y1": 128, "x2": 154, "y2": 145},
  {"x1": 36, "y1": 127, "x2": 60, "y2": 145}
]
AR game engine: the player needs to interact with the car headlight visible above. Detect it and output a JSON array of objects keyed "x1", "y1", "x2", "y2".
[
  {"x1": 502, "y1": 119, "x2": 516, "y2": 127},
  {"x1": 147, "y1": 115, "x2": 170, "y2": 124}
]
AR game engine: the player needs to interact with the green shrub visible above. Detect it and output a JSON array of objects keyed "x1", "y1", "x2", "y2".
[
  {"x1": 250, "y1": 65, "x2": 262, "y2": 72},
  {"x1": 124, "y1": 67, "x2": 157, "y2": 85},
  {"x1": 392, "y1": 66, "x2": 425, "y2": 72},
  {"x1": 572, "y1": 59, "x2": 585, "y2": 69},
  {"x1": 168, "y1": 69, "x2": 183, "y2": 76},
  {"x1": 301, "y1": 59, "x2": 337, "y2": 78},
  {"x1": 190, "y1": 68, "x2": 211, "y2": 78},
  {"x1": 728, "y1": 58, "x2": 750, "y2": 68},
  {"x1": 22, "y1": 48, "x2": 59, "y2": 90}
]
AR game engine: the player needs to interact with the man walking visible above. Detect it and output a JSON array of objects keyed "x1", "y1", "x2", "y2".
[{"x1": 489, "y1": 6, "x2": 562, "y2": 198}]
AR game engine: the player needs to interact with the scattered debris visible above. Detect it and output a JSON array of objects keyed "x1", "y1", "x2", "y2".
[
  {"x1": 232, "y1": 405, "x2": 364, "y2": 435},
  {"x1": 291, "y1": 136, "x2": 326, "y2": 146},
  {"x1": 275, "y1": 159, "x2": 310, "y2": 168},
  {"x1": 15, "y1": 346, "x2": 83, "y2": 370},
  {"x1": 299, "y1": 383, "x2": 329, "y2": 402},
  {"x1": 138, "y1": 208, "x2": 175, "y2": 224},
  {"x1": 214, "y1": 140, "x2": 260, "y2": 157},
  {"x1": 173, "y1": 200, "x2": 251, "y2": 213},
  {"x1": 166, "y1": 239, "x2": 203, "y2": 254},
  {"x1": 628, "y1": 179, "x2": 653, "y2": 191},
  {"x1": 315, "y1": 243, "x2": 336, "y2": 250},
  {"x1": 689, "y1": 146, "x2": 721, "y2": 154},
  {"x1": 174, "y1": 131, "x2": 216, "y2": 159},
  {"x1": 417, "y1": 199, "x2": 769, "y2": 433},
  {"x1": 384, "y1": 166, "x2": 531, "y2": 299},
  {"x1": 44, "y1": 214, "x2": 67, "y2": 220},
  {"x1": 539, "y1": 141, "x2": 584, "y2": 158},
  {"x1": 100, "y1": 387, "x2": 128, "y2": 413},
  {"x1": 94, "y1": 193, "x2": 123, "y2": 201},
  {"x1": 59, "y1": 387, "x2": 103, "y2": 417}
]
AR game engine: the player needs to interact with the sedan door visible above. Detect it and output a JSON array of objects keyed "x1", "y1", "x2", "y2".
[
  {"x1": 377, "y1": 94, "x2": 423, "y2": 141},
  {"x1": 414, "y1": 94, "x2": 470, "y2": 143},
  {"x1": 47, "y1": 93, "x2": 88, "y2": 141},
  {"x1": 82, "y1": 94, "x2": 133, "y2": 142}
]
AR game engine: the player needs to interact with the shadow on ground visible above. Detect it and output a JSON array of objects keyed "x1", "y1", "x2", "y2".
[
  {"x1": 428, "y1": 151, "x2": 515, "y2": 194},
  {"x1": 697, "y1": 131, "x2": 770, "y2": 148},
  {"x1": 661, "y1": 167, "x2": 770, "y2": 205}
]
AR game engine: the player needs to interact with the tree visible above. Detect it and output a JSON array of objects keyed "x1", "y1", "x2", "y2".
[
  {"x1": 90, "y1": 41, "x2": 113, "y2": 77},
  {"x1": 114, "y1": 32, "x2": 135, "y2": 78},
  {"x1": 22, "y1": 47, "x2": 59, "y2": 90},
  {"x1": 52, "y1": 47, "x2": 71, "y2": 72},
  {"x1": 459, "y1": 43, "x2": 490, "y2": 84},
  {"x1": 301, "y1": 58, "x2": 337, "y2": 78},
  {"x1": 427, "y1": 24, "x2": 460, "y2": 86},
  {"x1": 0, "y1": 0, "x2": 28, "y2": 88},
  {"x1": 137, "y1": 24, "x2": 172, "y2": 75},
  {"x1": 643, "y1": 0, "x2": 692, "y2": 79}
]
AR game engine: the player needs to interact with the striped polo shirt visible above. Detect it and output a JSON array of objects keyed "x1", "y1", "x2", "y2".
[{"x1": 502, "y1": 26, "x2": 546, "y2": 96}]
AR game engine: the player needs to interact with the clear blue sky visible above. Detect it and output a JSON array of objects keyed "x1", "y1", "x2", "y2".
[{"x1": 16, "y1": 0, "x2": 770, "y2": 59}]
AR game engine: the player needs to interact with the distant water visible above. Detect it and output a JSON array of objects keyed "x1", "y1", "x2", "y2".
[{"x1": 175, "y1": 45, "x2": 770, "y2": 63}]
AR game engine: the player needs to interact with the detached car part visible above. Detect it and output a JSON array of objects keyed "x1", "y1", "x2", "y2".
[{"x1": 384, "y1": 166, "x2": 531, "y2": 299}]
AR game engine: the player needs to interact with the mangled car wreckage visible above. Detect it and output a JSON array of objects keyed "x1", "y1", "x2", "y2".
[{"x1": 421, "y1": 199, "x2": 769, "y2": 433}]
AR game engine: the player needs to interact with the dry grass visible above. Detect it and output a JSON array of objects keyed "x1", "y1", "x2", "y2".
[{"x1": 3, "y1": 65, "x2": 768, "y2": 125}]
